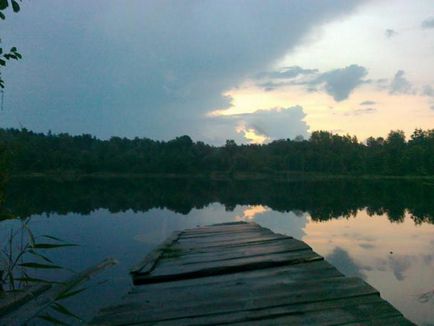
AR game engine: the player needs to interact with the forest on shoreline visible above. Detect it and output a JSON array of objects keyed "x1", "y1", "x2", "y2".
[{"x1": 0, "y1": 128, "x2": 433, "y2": 176}]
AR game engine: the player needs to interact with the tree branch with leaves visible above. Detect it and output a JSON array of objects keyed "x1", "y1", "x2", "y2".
[{"x1": 0, "y1": 0, "x2": 23, "y2": 89}]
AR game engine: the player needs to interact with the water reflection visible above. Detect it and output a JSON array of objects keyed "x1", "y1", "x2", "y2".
[
  {"x1": 3, "y1": 177, "x2": 434, "y2": 224},
  {"x1": 0, "y1": 177, "x2": 433, "y2": 325},
  {"x1": 303, "y1": 211, "x2": 434, "y2": 325}
]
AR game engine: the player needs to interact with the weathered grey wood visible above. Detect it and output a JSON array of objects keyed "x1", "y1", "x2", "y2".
[
  {"x1": 134, "y1": 250, "x2": 322, "y2": 284},
  {"x1": 95, "y1": 276, "x2": 379, "y2": 322},
  {"x1": 342, "y1": 316, "x2": 414, "y2": 325},
  {"x1": 129, "y1": 260, "x2": 343, "y2": 293},
  {"x1": 174, "y1": 234, "x2": 288, "y2": 251},
  {"x1": 182, "y1": 224, "x2": 263, "y2": 236},
  {"x1": 89, "y1": 222, "x2": 413, "y2": 325},
  {"x1": 130, "y1": 231, "x2": 182, "y2": 274},
  {"x1": 96, "y1": 295, "x2": 401, "y2": 326},
  {"x1": 164, "y1": 238, "x2": 311, "y2": 264}
]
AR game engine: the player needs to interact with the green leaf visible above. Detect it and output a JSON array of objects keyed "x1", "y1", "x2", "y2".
[
  {"x1": 28, "y1": 249, "x2": 54, "y2": 263},
  {"x1": 52, "y1": 303, "x2": 81, "y2": 320},
  {"x1": 42, "y1": 235, "x2": 68, "y2": 242},
  {"x1": 15, "y1": 52, "x2": 22, "y2": 59},
  {"x1": 15, "y1": 276, "x2": 60, "y2": 284},
  {"x1": 33, "y1": 243, "x2": 77, "y2": 249},
  {"x1": 0, "y1": 11, "x2": 5, "y2": 20},
  {"x1": 11, "y1": 0, "x2": 19, "y2": 13},
  {"x1": 24, "y1": 224, "x2": 35, "y2": 247},
  {"x1": 19, "y1": 262, "x2": 62, "y2": 269},
  {"x1": 0, "y1": 59, "x2": 5, "y2": 66},
  {"x1": 56, "y1": 287, "x2": 87, "y2": 300},
  {"x1": 0, "y1": 0, "x2": 8, "y2": 11},
  {"x1": 10, "y1": 46, "x2": 17, "y2": 52},
  {"x1": 37, "y1": 313, "x2": 69, "y2": 325}
]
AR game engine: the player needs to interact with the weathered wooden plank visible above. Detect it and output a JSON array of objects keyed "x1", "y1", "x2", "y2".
[
  {"x1": 182, "y1": 222, "x2": 257, "y2": 233},
  {"x1": 219, "y1": 301, "x2": 402, "y2": 326},
  {"x1": 89, "y1": 222, "x2": 412, "y2": 325},
  {"x1": 164, "y1": 238, "x2": 310, "y2": 264},
  {"x1": 177, "y1": 230, "x2": 277, "y2": 245},
  {"x1": 182, "y1": 224, "x2": 262, "y2": 236},
  {"x1": 130, "y1": 260, "x2": 342, "y2": 294},
  {"x1": 134, "y1": 250, "x2": 322, "y2": 284},
  {"x1": 103, "y1": 277, "x2": 378, "y2": 315},
  {"x1": 174, "y1": 236, "x2": 291, "y2": 254},
  {"x1": 90, "y1": 278, "x2": 381, "y2": 325},
  {"x1": 130, "y1": 231, "x2": 182, "y2": 274},
  {"x1": 165, "y1": 234, "x2": 288, "y2": 251},
  {"x1": 342, "y1": 315, "x2": 414, "y2": 325},
  {"x1": 113, "y1": 295, "x2": 399, "y2": 326}
]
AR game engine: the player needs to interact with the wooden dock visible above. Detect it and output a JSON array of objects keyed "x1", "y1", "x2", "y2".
[{"x1": 89, "y1": 221, "x2": 412, "y2": 325}]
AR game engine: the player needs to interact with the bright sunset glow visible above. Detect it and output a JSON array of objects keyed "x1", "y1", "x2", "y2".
[
  {"x1": 235, "y1": 205, "x2": 269, "y2": 221},
  {"x1": 1, "y1": 1, "x2": 432, "y2": 143}
]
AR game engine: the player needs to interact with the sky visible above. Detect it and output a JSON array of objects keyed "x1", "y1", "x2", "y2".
[{"x1": 1, "y1": 0, "x2": 433, "y2": 144}]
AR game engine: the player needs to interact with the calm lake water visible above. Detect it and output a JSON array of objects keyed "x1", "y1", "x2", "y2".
[{"x1": 1, "y1": 178, "x2": 434, "y2": 325}]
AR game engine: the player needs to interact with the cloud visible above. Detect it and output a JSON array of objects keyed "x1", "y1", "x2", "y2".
[
  {"x1": 326, "y1": 247, "x2": 365, "y2": 279},
  {"x1": 389, "y1": 70, "x2": 414, "y2": 95},
  {"x1": 344, "y1": 107, "x2": 376, "y2": 116},
  {"x1": 421, "y1": 17, "x2": 434, "y2": 29},
  {"x1": 215, "y1": 106, "x2": 309, "y2": 143},
  {"x1": 360, "y1": 100, "x2": 376, "y2": 106},
  {"x1": 388, "y1": 255, "x2": 412, "y2": 281},
  {"x1": 0, "y1": 0, "x2": 364, "y2": 143},
  {"x1": 257, "y1": 64, "x2": 369, "y2": 101},
  {"x1": 314, "y1": 64, "x2": 368, "y2": 101},
  {"x1": 385, "y1": 29, "x2": 398, "y2": 38},
  {"x1": 422, "y1": 85, "x2": 434, "y2": 97},
  {"x1": 235, "y1": 123, "x2": 269, "y2": 144},
  {"x1": 256, "y1": 66, "x2": 318, "y2": 80},
  {"x1": 258, "y1": 81, "x2": 289, "y2": 92}
]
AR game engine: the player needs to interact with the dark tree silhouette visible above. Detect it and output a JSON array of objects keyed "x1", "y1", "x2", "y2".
[{"x1": 0, "y1": 128, "x2": 433, "y2": 176}]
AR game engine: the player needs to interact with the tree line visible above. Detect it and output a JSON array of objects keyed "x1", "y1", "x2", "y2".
[
  {"x1": 0, "y1": 128, "x2": 433, "y2": 176},
  {"x1": 3, "y1": 177, "x2": 434, "y2": 224}
]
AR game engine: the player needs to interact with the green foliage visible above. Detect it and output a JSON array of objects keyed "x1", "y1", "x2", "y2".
[
  {"x1": 0, "y1": 216, "x2": 85, "y2": 324},
  {"x1": 0, "y1": 0, "x2": 22, "y2": 89},
  {"x1": 0, "y1": 128, "x2": 433, "y2": 177},
  {"x1": 0, "y1": 217, "x2": 76, "y2": 290}
]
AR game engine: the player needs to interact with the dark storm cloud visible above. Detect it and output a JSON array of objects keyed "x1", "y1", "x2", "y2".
[
  {"x1": 389, "y1": 70, "x2": 414, "y2": 95},
  {"x1": 0, "y1": 0, "x2": 363, "y2": 144},
  {"x1": 421, "y1": 17, "x2": 434, "y2": 29}
]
